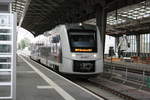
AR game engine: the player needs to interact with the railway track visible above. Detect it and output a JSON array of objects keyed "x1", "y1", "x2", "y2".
[
  {"x1": 29, "y1": 56, "x2": 150, "y2": 100},
  {"x1": 71, "y1": 77, "x2": 136, "y2": 100},
  {"x1": 88, "y1": 79, "x2": 135, "y2": 100},
  {"x1": 88, "y1": 76, "x2": 150, "y2": 100},
  {"x1": 69, "y1": 71, "x2": 150, "y2": 100},
  {"x1": 65, "y1": 73, "x2": 150, "y2": 100},
  {"x1": 71, "y1": 78, "x2": 126, "y2": 100}
]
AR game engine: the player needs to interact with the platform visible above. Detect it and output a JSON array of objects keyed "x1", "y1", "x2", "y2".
[{"x1": 16, "y1": 55, "x2": 104, "y2": 100}]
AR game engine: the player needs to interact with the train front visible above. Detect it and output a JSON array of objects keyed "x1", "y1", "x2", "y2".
[{"x1": 60, "y1": 24, "x2": 103, "y2": 75}]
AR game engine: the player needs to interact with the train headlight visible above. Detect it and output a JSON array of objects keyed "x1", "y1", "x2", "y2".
[
  {"x1": 93, "y1": 54, "x2": 97, "y2": 58},
  {"x1": 72, "y1": 54, "x2": 76, "y2": 57}
]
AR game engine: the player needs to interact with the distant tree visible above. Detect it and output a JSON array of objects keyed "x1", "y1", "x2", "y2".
[{"x1": 18, "y1": 38, "x2": 30, "y2": 50}]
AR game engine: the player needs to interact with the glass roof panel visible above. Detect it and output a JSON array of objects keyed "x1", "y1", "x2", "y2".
[
  {"x1": 143, "y1": 14, "x2": 150, "y2": 17},
  {"x1": 106, "y1": 1, "x2": 150, "y2": 25},
  {"x1": 12, "y1": 0, "x2": 28, "y2": 24}
]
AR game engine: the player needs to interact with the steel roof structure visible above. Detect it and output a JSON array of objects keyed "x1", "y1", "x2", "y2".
[
  {"x1": 84, "y1": 0, "x2": 150, "y2": 36},
  {"x1": 12, "y1": 0, "x2": 146, "y2": 36},
  {"x1": 12, "y1": 0, "x2": 28, "y2": 25}
]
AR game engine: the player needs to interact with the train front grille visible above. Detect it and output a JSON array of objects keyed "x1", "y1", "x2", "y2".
[{"x1": 73, "y1": 60, "x2": 95, "y2": 72}]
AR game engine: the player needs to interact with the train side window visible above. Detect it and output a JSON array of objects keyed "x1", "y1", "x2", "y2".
[{"x1": 52, "y1": 35, "x2": 60, "y2": 43}]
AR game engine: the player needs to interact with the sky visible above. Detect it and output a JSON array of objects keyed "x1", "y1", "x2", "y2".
[
  {"x1": 17, "y1": 27, "x2": 47, "y2": 44},
  {"x1": 17, "y1": 27, "x2": 34, "y2": 43},
  {"x1": 104, "y1": 35, "x2": 115, "y2": 54}
]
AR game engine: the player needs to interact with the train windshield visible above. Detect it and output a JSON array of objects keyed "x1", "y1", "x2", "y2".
[{"x1": 68, "y1": 30, "x2": 97, "y2": 52}]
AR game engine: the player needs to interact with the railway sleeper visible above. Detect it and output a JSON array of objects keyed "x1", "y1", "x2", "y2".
[{"x1": 89, "y1": 77, "x2": 150, "y2": 100}]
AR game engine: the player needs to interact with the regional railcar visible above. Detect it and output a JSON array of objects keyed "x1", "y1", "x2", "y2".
[{"x1": 30, "y1": 24, "x2": 103, "y2": 75}]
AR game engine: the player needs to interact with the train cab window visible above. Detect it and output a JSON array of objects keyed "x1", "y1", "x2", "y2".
[{"x1": 68, "y1": 30, "x2": 97, "y2": 52}]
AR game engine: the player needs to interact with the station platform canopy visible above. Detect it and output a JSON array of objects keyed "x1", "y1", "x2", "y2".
[
  {"x1": 12, "y1": 0, "x2": 27, "y2": 24},
  {"x1": 84, "y1": 0, "x2": 150, "y2": 36},
  {"x1": 12, "y1": 0, "x2": 146, "y2": 36}
]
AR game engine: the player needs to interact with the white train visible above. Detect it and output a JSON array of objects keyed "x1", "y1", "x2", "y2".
[{"x1": 30, "y1": 24, "x2": 103, "y2": 76}]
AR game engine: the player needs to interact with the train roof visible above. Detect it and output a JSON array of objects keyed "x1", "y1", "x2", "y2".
[
  {"x1": 44, "y1": 23, "x2": 96, "y2": 36},
  {"x1": 65, "y1": 23, "x2": 96, "y2": 31}
]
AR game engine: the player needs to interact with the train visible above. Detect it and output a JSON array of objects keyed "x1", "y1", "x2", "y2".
[{"x1": 30, "y1": 23, "x2": 103, "y2": 76}]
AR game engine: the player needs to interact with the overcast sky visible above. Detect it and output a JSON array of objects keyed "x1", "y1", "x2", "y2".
[{"x1": 17, "y1": 27, "x2": 34, "y2": 43}]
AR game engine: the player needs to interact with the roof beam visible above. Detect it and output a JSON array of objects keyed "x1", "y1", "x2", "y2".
[{"x1": 19, "y1": 0, "x2": 31, "y2": 26}]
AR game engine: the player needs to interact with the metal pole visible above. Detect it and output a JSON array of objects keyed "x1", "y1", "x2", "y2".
[
  {"x1": 136, "y1": 34, "x2": 140, "y2": 56},
  {"x1": 12, "y1": 12, "x2": 17, "y2": 100},
  {"x1": 96, "y1": 5, "x2": 107, "y2": 56},
  {"x1": 125, "y1": 68, "x2": 128, "y2": 82},
  {"x1": 96, "y1": 4, "x2": 107, "y2": 74}
]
